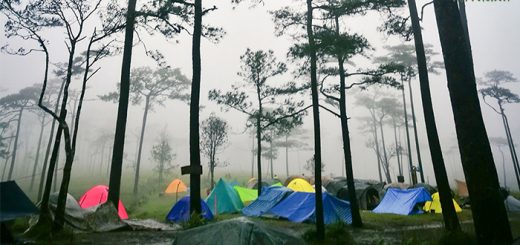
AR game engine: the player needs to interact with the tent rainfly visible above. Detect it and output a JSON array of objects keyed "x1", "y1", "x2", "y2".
[
  {"x1": 268, "y1": 192, "x2": 352, "y2": 224},
  {"x1": 286, "y1": 178, "x2": 314, "y2": 193},
  {"x1": 166, "y1": 195, "x2": 213, "y2": 222},
  {"x1": 373, "y1": 187, "x2": 431, "y2": 215},
  {"x1": 79, "y1": 185, "x2": 129, "y2": 219},
  {"x1": 233, "y1": 186, "x2": 258, "y2": 204},
  {"x1": 423, "y1": 192, "x2": 462, "y2": 214},
  {"x1": 206, "y1": 179, "x2": 243, "y2": 215},
  {"x1": 165, "y1": 179, "x2": 188, "y2": 194},
  {"x1": 242, "y1": 186, "x2": 293, "y2": 217}
]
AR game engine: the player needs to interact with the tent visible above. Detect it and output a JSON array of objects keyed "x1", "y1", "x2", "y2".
[
  {"x1": 233, "y1": 186, "x2": 258, "y2": 204},
  {"x1": 271, "y1": 182, "x2": 283, "y2": 187},
  {"x1": 284, "y1": 175, "x2": 311, "y2": 186},
  {"x1": 172, "y1": 217, "x2": 303, "y2": 245},
  {"x1": 268, "y1": 192, "x2": 352, "y2": 224},
  {"x1": 373, "y1": 187, "x2": 431, "y2": 215},
  {"x1": 242, "y1": 186, "x2": 293, "y2": 217},
  {"x1": 247, "y1": 178, "x2": 281, "y2": 189},
  {"x1": 166, "y1": 196, "x2": 213, "y2": 222},
  {"x1": 423, "y1": 192, "x2": 462, "y2": 213},
  {"x1": 326, "y1": 178, "x2": 383, "y2": 210},
  {"x1": 411, "y1": 183, "x2": 437, "y2": 195},
  {"x1": 0, "y1": 181, "x2": 38, "y2": 222},
  {"x1": 505, "y1": 195, "x2": 520, "y2": 212},
  {"x1": 206, "y1": 179, "x2": 243, "y2": 214},
  {"x1": 165, "y1": 179, "x2": 188, "y2": 194},
  {"x1": 287, "y1": 178, "x2": 314, "y2": 193},
  {"x1": 79, "y1": 185, "x2": 129, "y2": 219}
]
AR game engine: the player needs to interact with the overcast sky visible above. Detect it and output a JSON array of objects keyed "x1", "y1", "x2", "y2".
[{"x1": 1, "y1": 0, "x2": 519, "y2": 190}]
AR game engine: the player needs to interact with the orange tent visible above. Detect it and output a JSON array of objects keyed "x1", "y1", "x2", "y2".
[{"x1": 165, "y1": 179, "x2": 188, "y2": 194}]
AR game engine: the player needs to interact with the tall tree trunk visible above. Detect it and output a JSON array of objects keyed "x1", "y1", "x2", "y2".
[
  {"x1": 189, "y1": 0, "x2": 203, "y2": 215},
  {"x1": 53, "y1": 150, "x2": 60, "y2": 192},
  {"x1": 503, "y1": 115, "x2": 520, "y2": 184},
  {"x1": 337, "y1": 56, "x2": 362, "y2": 228},
  {"x1": 270, "y1": 133, "x2": 274, "y2": 179},
  {"x1": 108, "y1": 0, "x2": 137, "y2": 209},
  {"x1": 378, "y1": 120, "x2": 392, "y2": 183},
  {"x1": 401, "y1": 82, "x2": 415, "y2": 184},
  {"x1": 497, "y1": 146, "x2": 506, "y2": 187},
  {"x1": 372, "y1": 118, "x2": 383, "y2": 182},
  {"x1": 407, "y1": 78, "x2": 424, "y2": 182},
  {"x1": 408, "y1": 0, "x2": 460, "y2": 231},
  {"x1": 133, "y1": 96, "x2": 150, "y2": 194},
  {"x1": 285, "y1": 135, "x2": 289, "y2": 177},
  {"x1": 306, "y1": 0, "x2": 324, "y2": 239},
  {"x1": 30, "y1": 118, "x2": 46, "y2": 191},
  {"x1": 1, "y1": 136, "x2": 13, "y2": 180},
  {"x1": 333, "y1": 15, "x2": 362, "y2": 227},
  {"x1": 256, "y1": 114, "x2": 262, "y2": 196},
  {"x1": 500, "y1": 106, "x2": 520, "y2": 189},
  {"x1": 251, "y1": 133, "x2": 254, "y2": 177},
  {"x1": 7, "y1": 107, "x2": 24, "y2": 180},
  {"x1": 393, "y1": 119, "x2": 403, "y2": 176},
  {"x1": 433, "y1": 0, "x2": 512, "y2": 242},
  {"x1": 38, "y1": 79, "x2": 65, "y2": 201},
  {"x1": 210, "y1": 157, "x2": 215, "y2": 190}
]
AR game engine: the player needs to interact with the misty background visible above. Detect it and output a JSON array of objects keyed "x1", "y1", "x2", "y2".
[{"x1": 1, "y1": 0, "x2": 519, "y2": 190}]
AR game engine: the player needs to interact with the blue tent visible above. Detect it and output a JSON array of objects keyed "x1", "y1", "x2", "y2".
[
  {"x1": 242, "y1": 186, "x2": 292, "y2": 217},
  {"x1": 373, "y1": 187, "x2": 432, "y2": 215},
  {"x1": 268, "y1": 192, "x2": 352, "y2": 224},
  {"x1": 166, "y1": 196, "x2": 213, "y2": 222}
]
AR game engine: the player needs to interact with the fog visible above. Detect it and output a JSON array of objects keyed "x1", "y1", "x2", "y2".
[{"x1": 1, "y1": 0, "x2": 519, "y2": 190}]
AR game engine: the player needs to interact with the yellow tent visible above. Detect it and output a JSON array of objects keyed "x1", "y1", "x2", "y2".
[
  {"x1": 287, "y1": 178, "x2": 315, "y2": 193},
  {"x1": 423, "y1": 192, "x2": 462, "y2": 213},
  {"x1": 165, "y1": 179, "x2": 188, "y2": 194}
]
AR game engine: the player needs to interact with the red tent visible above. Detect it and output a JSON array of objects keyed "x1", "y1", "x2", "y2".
[{"x1": 78, "y1": 185, "x2": 128, "y2": 219}]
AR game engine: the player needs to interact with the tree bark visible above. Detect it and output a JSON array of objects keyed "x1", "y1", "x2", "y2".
[
  {"x1": 503, "y1": 115, "x2": 520, "y2": 184},
  {"x1": 337, "y1": 56, "x2": 362, "y2": 228},
  {"x1": 433, "y1": 0, "x2": 512, "y2": 242},
  {"x1": 7, "y1": 107, "x2": 24, "y2": 180},
  {"x1": 30, "y1": 117, "x2": 46, "y2": 191},
  {"x1": 407, "y1": 0, "x2": 460, "y2": 231},
  {"x1": 407, "y1": 78, "x2": 424, "y2": 182},
  {"x1": 1, "y1": 136, "x2": 13, "y2": 180},
  {"x1": 379, "y1": 120, "x2": 392, "y2": 183},
  {"x1": 269, "y1": 132, "x2": 274, "y2": 179},
  {"x1": 256, "y1": 113, "x2": 262, "y2": 196},
  {"x1": 500, "y1": 105, "x2": 520, "y2": 189},
  {"x1": 108, "y1": 0, "x2": 137, "y2": 209},
  {"x1": 133, "y1": 96, "x2": 150, "y2": 194},
  {"x1": 372, "y1": 117, "x2": 383, "y2": 183},
  {"x1": 285, "y1": 135, "x2": 289, "y2": 177},
  {"x1": 401, "y1": 82, "x2": 415, "y2": 184},
  {"x1": 392, "y1": 119, "x2": 403, "y2": 176},
  {"x1": 251, "y1": 133, "x2": 254, "y2": 178},
  {"x1": 38, "y1": 79, "x2": 65, "y2": 201},
  {"x1": 306, "y1": 0, "x2": 324, "y2": 239},
  {"x1": 189, "y1": 0, "x2": 203, "y2": 215}
]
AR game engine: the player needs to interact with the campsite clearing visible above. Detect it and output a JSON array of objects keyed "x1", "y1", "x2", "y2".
[{"x1": 16, "y1": 210, "x2": 519, "y2": 245}]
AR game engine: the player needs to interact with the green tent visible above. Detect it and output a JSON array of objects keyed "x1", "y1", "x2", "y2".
[
  {"x1": 206, "y1": 179, "x2": 243, "y2": 215},
  {"x1": 271, "y1": 182, "x2": 283, "y2": 187},
  {"x1": 233, "y1": 186, "x2": 258, "y2": 204}
]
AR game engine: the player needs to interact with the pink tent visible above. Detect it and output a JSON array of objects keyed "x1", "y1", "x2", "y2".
[{"x1": 78, "y1": 185, "x2": 129, "y2": 219}]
